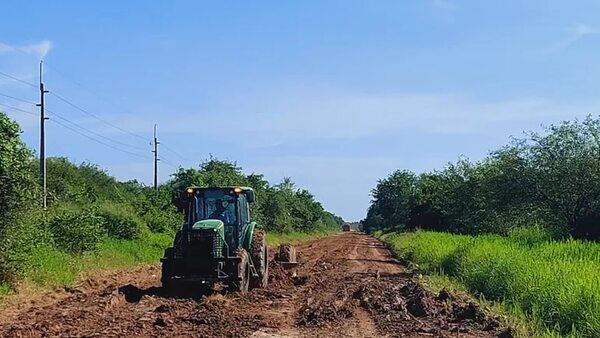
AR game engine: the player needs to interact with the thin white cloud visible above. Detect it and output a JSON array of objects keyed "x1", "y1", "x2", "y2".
[
  {"x1": 432, "y1": 0, "x2": 454, "y2": 10},
  {"x1": 0, "y1": 40, "x2": 53, "y2": 87},
  {"x1": 553, "y1": 23, "x2": 600, "y2": 50},
  {"x1": 113, "y1": 85, "x2": 592, "y2": 148},
  {"x1": 21, "y1": 40, "x2": 53, "y2": 59},
  {"x1": 0, "y1": 40, "x2": 52, "y2": 58}
]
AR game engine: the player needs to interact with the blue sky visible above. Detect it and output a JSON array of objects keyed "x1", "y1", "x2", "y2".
[{"x1": 1, "y1": 1, "x2": 600, "y2": 221}]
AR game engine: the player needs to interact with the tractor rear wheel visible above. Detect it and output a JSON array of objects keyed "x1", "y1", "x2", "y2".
[
  {"x1": 161, "y1": 247, "x2": 175, "y2": 289},
  {"x1": 229, "y1": 249, "x2": 250, "y2": 293},
  {"x1": 250, "y1": 230, "x2": 269, "y2": 289}
]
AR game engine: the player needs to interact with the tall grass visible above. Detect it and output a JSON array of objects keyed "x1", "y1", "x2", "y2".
[
  {"x1": 380, "y1": 230, "x2": 600, "y2": 337},
  {"x1": 23, "y1": 232, "x2": 172, "y2": 288},
  {"x1": 12, "y1": 229, "x2": 332, "y2": 293},
  {"x1": 266, "y1": 228, "x2": 337, "y2": 246}
]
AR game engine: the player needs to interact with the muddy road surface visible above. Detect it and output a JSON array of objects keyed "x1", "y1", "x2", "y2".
[{"x1": 0, "y1": 233, "x2": 510, "y2": 337}]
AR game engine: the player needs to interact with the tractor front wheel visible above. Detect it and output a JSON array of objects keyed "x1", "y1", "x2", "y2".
[
  {"x1": 229, "y1": 249, "x2": 250, "y2": 293},
  {"x1": 250, "y1": 230, "x2": 269, "y2": 289}
]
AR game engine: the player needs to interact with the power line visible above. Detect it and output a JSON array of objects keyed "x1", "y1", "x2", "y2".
[
  {"x1": 46, "y1": 109, "x2": 150, "y2": 152},
  {"x1": 0, "y1": 92, "x2": 37, "y2": 105},
  {"x1": 0, "y1": 102, "x2": 38, "y2": 116},
  {"x1": 0, "y1": 71, "x2": 37, "y2": 88},
  {"x1": 48, "y1": 90, "x2": 150, "y2": 142},
  {"x1": 49, "y1": 118, "x2": 152, "y2": 160},
  {"x1": 43, "y1": 62, "x2": 161, "y2": 147},
  {"x1": 160, "y1": 157, "x2": 180, "y2": 169},
  {"x1": 161, "y1": 143, "x2": 187, "y2": 160}
]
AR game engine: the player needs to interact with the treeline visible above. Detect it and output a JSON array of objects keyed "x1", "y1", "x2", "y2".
[
  {"x1": 168, "y1": 160, "x2": 343, "y2": 233},
  {"x1": 0, "y1": 112, "x2": 341, "y2": 287},
  {"x1": 363, "y1": 116, "x2": 600, "y2": 240}
]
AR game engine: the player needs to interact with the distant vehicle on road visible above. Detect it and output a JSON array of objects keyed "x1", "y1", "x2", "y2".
[{"x1": 342, "y1": 223, "x2": 351, "y2": 232}]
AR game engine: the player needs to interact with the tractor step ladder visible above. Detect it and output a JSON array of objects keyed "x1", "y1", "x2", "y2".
[{"x1": 248, "y1": 256, "x2": 259, "y2": 278}]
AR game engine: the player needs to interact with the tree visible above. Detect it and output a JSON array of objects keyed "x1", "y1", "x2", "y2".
[
  {"x1": 522, "y1": 117, "x2": 600, "y2": 238},
  {"x1": 363, "y1": 116, "x2": 600, "y2": 240},
  {"x1": 169, "y1": 158, "x2": 248, "y2": 191},
  {"x1": 0, "y1": 112, "x2": 37, "y2": 232},
  {"x1": 363, "y1": 170, "x2": 419, "y2": 233}
]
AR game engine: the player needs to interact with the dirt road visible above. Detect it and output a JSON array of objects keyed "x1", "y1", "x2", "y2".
[{"x1": 0, "y1": 233, "x2": 509, "y2": 337}]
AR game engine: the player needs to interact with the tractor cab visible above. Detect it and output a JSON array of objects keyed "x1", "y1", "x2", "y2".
[{"x1": 172, "y1": 186, "x2": 255, "y2": 255}]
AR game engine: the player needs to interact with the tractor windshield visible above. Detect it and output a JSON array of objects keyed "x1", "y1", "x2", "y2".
[{"x1": 193, "y1": 190, "x2": 237, "y2": 225}]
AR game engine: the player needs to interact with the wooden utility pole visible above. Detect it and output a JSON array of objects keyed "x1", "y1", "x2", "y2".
[
  {"x1": 36, "y1": 61, "x2": 49, "y2": 209},
  {"x1": 152, "y1": 124, "x2": 159, "y2": 192}
]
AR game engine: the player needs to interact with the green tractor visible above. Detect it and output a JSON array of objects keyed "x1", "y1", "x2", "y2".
[{"x1": 160, "y1": 186, "x2": 268, "y2": 293}]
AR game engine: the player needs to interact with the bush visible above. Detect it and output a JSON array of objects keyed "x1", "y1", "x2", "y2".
[
  {"x1": 96, "y1": 203, "x2": 144, "y2": 240},
  {"x1": 0, "y1": 113, "x2": 37, "y2": 232},
  {"x1": 47, "y1": 207, "x2": 104, "y2": 254},
  {"x1": 142, "y1": 208, "x2": 180, "y2": 233},
  {"x1": 0, "y1": 209, "x2": 53, "y2": 284}
]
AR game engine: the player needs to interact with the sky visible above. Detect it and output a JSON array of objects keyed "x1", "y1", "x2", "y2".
[{"x1": 1, "y1": 1, "x2": 600, "y2": 221}]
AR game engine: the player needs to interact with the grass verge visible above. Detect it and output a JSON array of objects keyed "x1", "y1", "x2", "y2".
[
  {"x1": 0, "y1": 283, "x2": 9, "y2": 300},
  {"x1": 4, "y1": 228, "x2": 335, "y2": 301},
  {"x1": 378, "y1": 230, "x2": 600, "y2": 338},
  {"x1": 23, "y1": 232, "x2": 172, "y2": 288},
  {"x1": 266, "y1": 227, "x2": 338, "y2": 246}
]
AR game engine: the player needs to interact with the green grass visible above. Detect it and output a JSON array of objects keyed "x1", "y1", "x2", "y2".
[
  {"x1": 420, "y1": 274, "x2": 562, "y2": 338},
  {"x1": 23, "y1": 232, "x2": 172, "y2": 288},
  {"x1": 0, "y1": 283, "x2": 10, "y2": 300},
  {"x1": 77, "y1": 232, "x2": 172, "y2": 272},
  {"x1": 16, "y1": 229, "x2": 333, "y2": 292},
  {"x1": 379, "y1": 230, "x2": 600, "y2": 338},
  {"x1": 266, "y1": 228, "x2": 337, "y2": 246}
]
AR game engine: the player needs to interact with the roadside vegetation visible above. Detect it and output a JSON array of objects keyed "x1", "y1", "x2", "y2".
[
  {"x1": 0, "y1": 112, "x2": 342, "y2": 295},
  {"x1": 364, "y1": 116, "x2": 600, "y2": 337},
  {"x1": 379, "y1": 230, "x2": 600, "y2": 337}
]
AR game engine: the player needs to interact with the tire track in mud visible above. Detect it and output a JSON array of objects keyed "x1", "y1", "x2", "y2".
[{"x1": 0, "y1": 233, "x2": 512, "y2": 338}]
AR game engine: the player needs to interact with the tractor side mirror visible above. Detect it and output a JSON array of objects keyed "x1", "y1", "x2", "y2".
[
  {"x1": 172, "y1": 191, "x2": 181, "y2": 204},
  {"x1": 172, "y1": 191, "x2": 184, "y2": 212},
  {"x1": 246, "y1": 190, "x2": 256, "y2": 203}
]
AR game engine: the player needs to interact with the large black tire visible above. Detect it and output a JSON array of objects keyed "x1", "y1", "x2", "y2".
[
  {"x1": 161, "y1": 247, "x2": 175, "y2": 289},
  {"x1": 229, "y1": 249, "x2": 250, "y2": 294},
  {"x1": 250, "y1": 230, "x2": 269, "y2": 289}
]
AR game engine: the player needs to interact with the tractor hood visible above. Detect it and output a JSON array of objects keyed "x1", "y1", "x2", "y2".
[{"x1": 192, "y1": 219, "x2": 225, "y2": 232}]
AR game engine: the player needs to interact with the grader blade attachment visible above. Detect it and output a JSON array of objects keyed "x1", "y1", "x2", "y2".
[{"x1": 275, "y1": 244, "x2": 298, "y2": 269}]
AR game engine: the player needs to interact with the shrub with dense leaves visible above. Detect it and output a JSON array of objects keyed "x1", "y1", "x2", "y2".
[
  {"x1": 0, "y1": 209, "x2": 54, "y2": 285},
  {"x1": 47, "y1": 208, "x2": 104, "y2": 254},
  {"x1": 142, "y1": 208, "x2": 179, "y2": 233},
  {"x1": 96, "y1": 204, "x2": 144, "y2": 240},
  {"x1": 0, "y1": 112, "x2": 37, "y2": 232}
]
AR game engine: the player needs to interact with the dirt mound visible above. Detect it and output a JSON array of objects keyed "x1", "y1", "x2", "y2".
[
  {"x1": 266, "y1": 261, "x2": 296, "y2": 288},
  {"x1": 354, "y1": 276, "x2": 504, "y2": 337},
  {"x1": 297, "y1": 286, "x2": 354, "y2": 327}
]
